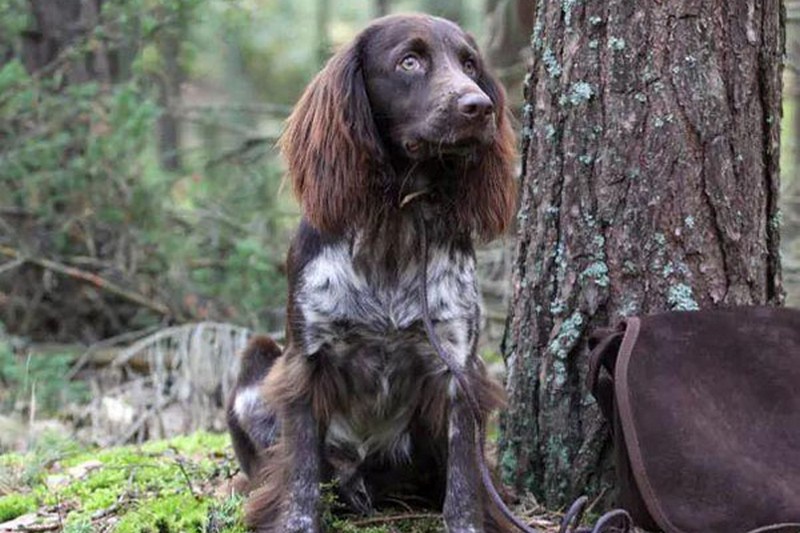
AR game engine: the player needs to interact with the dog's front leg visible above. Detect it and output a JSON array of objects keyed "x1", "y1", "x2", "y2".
[
  {"x1": 282, "y1": 400, "x2": 323, "y2": 533},
  {"x1": 444, "y1": 390, "x2": 484, "y2": 533}
]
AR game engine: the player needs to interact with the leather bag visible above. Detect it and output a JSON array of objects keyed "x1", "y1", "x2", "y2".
[{"x1": 587, "y1": 307, "x2": 800, "y2": 533}]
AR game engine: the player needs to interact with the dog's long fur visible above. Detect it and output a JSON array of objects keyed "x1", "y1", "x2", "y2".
[{"x1": 229, "y1": 13, "x2": 517, "y2": 533}]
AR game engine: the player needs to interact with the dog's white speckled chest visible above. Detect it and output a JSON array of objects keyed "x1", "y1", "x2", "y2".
[
  {"x1": 295, "y1": 238, "x2": 480, "y2": 459},
  {"x1": 297, "y1": 241, "x2": 478, "y2": 358}
]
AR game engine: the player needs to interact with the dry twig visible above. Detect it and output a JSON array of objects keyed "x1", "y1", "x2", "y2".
[{"x1": 0, "y1": 245, "x2": 171, "y2": 317}]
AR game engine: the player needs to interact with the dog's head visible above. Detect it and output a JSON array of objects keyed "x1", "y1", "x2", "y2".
[{"x1": 280, "y1": 14, "x2": 516, "y2": 240}]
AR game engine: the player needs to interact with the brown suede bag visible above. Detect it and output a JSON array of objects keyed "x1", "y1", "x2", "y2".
[{"x1": 587, "y1": 307, "x2": 800, "y2": 533}]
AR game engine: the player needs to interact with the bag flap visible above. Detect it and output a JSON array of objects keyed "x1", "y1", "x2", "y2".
[{"x1": 614, "y1": 307, "x2": 800, "y2": 533}]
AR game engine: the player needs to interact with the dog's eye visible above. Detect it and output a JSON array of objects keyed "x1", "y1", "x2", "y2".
[
  {"x1": 399, "y1": 54, "x2": 422, "y2": 72},
  {"x1": 463, "y1": 59, "x2": 477, "y2": 76}
]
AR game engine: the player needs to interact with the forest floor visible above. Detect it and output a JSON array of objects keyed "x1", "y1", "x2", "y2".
[{"x1": 0, "y1": 431, "x2": 569, "y2": 533}]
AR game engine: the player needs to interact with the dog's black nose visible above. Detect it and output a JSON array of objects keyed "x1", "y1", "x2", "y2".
[{"x1": 457, "y1": 92, "x2": 493, "y2": 119}]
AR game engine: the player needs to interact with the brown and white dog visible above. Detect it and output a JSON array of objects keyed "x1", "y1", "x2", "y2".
[{"x1": 228, "y1": 13, "x2": 517, "y2": 533}]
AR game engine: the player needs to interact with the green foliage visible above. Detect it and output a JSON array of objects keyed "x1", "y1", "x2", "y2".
[
  {"x1": 0, "y1": 0, "x2": 28, "y2": 57},
  {"x1": 0, "y1": 492, "x2": 36, "y2": 522},
  {"x1": 206, "y1": 495, "x2": 248, "y2": 533},
  {"x1": 0, "y1": 338, "x2": 89, "y2": 416},
  {"x1": 114, "y1": 493, "x2": 210, "y2": 532},
  {"x1": 63, "y1": 521, "x2": 94, "y2": 533},
  {"x1": 0, "y1": 0, "x2": 293, "y2": 339}
]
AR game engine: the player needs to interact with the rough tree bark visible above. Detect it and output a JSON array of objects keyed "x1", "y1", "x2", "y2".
[{"x1": 499, "y1": 0, "x2": 784, "y2": 507}]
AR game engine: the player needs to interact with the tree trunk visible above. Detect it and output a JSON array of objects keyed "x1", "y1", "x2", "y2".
[
  {"x1": 499, "y1": 0, "x2": 784, "y2": 508},
  {"x1": 316, "y1": 0, "x2": 332, "y2": 66},
  {"x1": 484, "y1": 0, "x2": 536, "y2": 111},
  {"x1": 21, "y1": 0, "x2": 110, "y2": 83},
  {"x1": 374, "y1": 0, "x2": 390, "y2": 18},
  {"x1": 156, "y1": 6, "x2": 186, "y2": 172},
  {"x1": 424, "y1": 0, "x2": 465, "y2": 25},
  {"x1": 486, "y1": 0, "x2": 535, "y2": 70}
]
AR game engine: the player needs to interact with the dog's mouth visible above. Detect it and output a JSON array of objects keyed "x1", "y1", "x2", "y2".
[{"x1": 403, "y1": 138, "x2": 485, "y2": 159}]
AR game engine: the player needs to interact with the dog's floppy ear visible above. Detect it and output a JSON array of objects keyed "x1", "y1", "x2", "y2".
[
  {"x1": 280, "y1": 37, "x2": 384, "y2": 235},
  {"x1": 454, "y1": 67, "x2": 517, "y2": 242}
]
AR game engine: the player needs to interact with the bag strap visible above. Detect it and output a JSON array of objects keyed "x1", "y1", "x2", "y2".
[
  {"x1": 558, "y1": 496, "x2": 633, "y2": 533},
  {"x1": 586, "y1": 321, "x2": 627, "y2": 423},
  {"x1": 747, "y1": 524, "x2": 800, "y2": 533}
]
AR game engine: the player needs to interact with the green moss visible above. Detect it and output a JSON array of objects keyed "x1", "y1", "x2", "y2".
[
  {"x1": 206, "y1": 495, "x2": 248, "y2": 533},
  {"x1": 548, "y1": 312, "x2": 585, "y2": 364},
  {"x1": 115, "y1": 493, "x2": 209, "y2": 533},
  {"x1": 544, "y1": 435, "x2": 570, "y2": 498},
  {"x1": 0, "y1": 492, "x2": 37, "y2": 522},
  {"x1": 0, "y1": 452, "x2": 25, "y2": 468},
  {"x1": 542, "y1": 47, "x2": 562, "y2": 78},
  {"x1": 140, "y1": 430, "x2": 230, "y2": 456},
  {"x1": 608, "y1": 37, "x2": 626, "y2": 51},
  {"x1": 668, "y1": 284, "x2": 700, "y2": 311},
  {"x1": 63, "y1": 520, "x2": 94, "y2": 533},
  {"x1": 771, "y1": 210, "x2": 783, "y2": 231},
  {"x1": 531, "y1": 19, "x2": 544, "y2": 50},
  {"x1": 562, "y1": 0, "x2": 579, "y2": 26},
  {"x1": 581, "y1": 261, "x2": 609, "y2": 287},
  {"x1": 7, "y1": 431, "x2": 241, "y2": 530},
  {"x1": 3, "y1": 430, "x2": 452, "y2": 532},
  {"x1": 567, "y1": 82, "x2": 594, "y2": 106},
  {"x1": 522, "y1": 103, "x2": 534, "y2": 120},
  {"x1": 617, "y1": 299, "x2": 639, "y2": 318}
]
